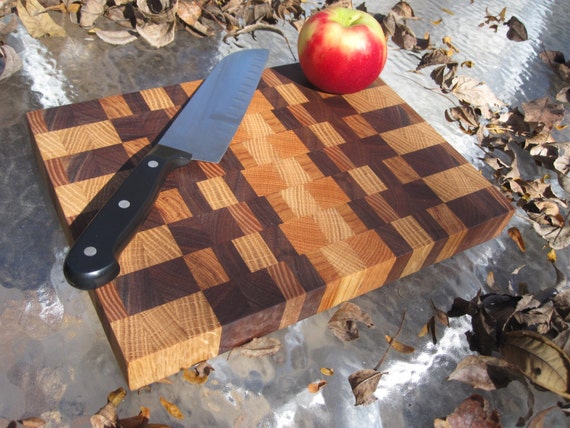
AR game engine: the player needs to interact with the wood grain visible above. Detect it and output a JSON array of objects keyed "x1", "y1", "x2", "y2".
[{"x1": 28, "y1": 62, "x2": 514, "y2": 389}]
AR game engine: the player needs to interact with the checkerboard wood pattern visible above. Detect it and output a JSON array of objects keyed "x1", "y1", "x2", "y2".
[{"x1": 28, "y1": 63, "x2": 513, "y2": 389}]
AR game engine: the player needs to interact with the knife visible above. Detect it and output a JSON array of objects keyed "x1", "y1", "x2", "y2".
[{"x1": 63, "y1": 49, "x2": 269, "y2": 291}]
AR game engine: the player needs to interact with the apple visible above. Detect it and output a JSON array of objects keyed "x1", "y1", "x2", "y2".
[{"x1": 297, "y1": 7, "x2": 388, "y2": 94}]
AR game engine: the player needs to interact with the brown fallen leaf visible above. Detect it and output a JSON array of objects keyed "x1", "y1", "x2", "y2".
[
  {"x1": 434, "y1": 394, "x2": 501, "y2": 427},
  {"x1": 0, "y1": 45, "x2": 22, "y2": 82},
  {"x1": 183, "y1": 361, "x2": 215, "y2": 385},
  {"x1": 328, "y1": 302, "x2": 374, "y2": 342},
  {"x1": 238, "y1": 336, "x2": 281, "y2": 358},
  {"x1": 447, "y1": 354, "x2": 521, "y2": 391},
  {"x1": 16, "y1": 0, "x2": 67, "y2": 38},
  {"x1": 508, "y1": 227, "x2": 526, "y2": 252},
  {"x1": 18, "y1": 417, "x2": 46, "y2": 427},
  {"x1": 522, "y1": 97, "x2": 565, "y2": 132},
  {"x1": 501, "y1": 330, "x2": 570, "y2": 400},
  {"x1": 348, "y1": 369, "x2": 385, "y2": 406},
  {"x1": 385, "y1": 334, "x2": 415, "y2": 354},
  {"x1": 90, "y1": 387, "x2": 127, "y2": 428},
  {"x1": 160, "y1": 397, "x2": 184, "y2": 419},
  {"x1": 118, "y1": 407, "x2": 149, "y2": 428},
  {"x1": 307, "y1": 380, "x2": 327, "y2": 393},
  {"x1": 505, "y1": 16, "x2": 528, "y2": 42}
]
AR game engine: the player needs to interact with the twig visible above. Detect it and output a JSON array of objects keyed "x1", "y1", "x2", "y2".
[{"x1": 374, "y1": 311, "x2": 406, "y2": 371}]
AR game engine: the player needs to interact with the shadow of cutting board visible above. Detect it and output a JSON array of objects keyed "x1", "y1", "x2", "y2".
[{"x1": 28, "y1": 62, "x2": 513, "y2": 389}]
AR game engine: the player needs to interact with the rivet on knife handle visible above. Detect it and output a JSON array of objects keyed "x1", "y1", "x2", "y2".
[{"x1": 63, "y1": 145, "x2": 192, "y2": 290}]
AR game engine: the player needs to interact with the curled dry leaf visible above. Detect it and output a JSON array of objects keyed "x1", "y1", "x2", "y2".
[
  {"x1": 238, "y1": 336, "x2": 281, "y2": 358},
  {"x1": 320, "y1": 367, "x2": 335, "y2": 376},
  {"x1": 90, "y1": 387, "x2": 127, "y2": 428},
  {"x1": 307, "y1": 380, "x2": 327, "y2": 393},
  {"x1": 117, "y1": 407, "x2": 150, "y2": 428},
  {"x1": 385, "y1": 334, "x2": 415, "y2": 354},
  {"x1": 94, "y1": 29, "x2": 138, "y2": 45},
  {"x1": 18, "y1": 417, "x2": 47, "y2": 427},
  {"x1": 505, "y1": 16, "x2": 528, "y2": 42},
  {"x1": 508, "y1": 227, "x2": 526, "y2": 252},
  {"x1": 521, "y1": 97, "x2": 565, "y2": 132},
  {"x1": 449, "y1": 75, "x2": 505, "y2": 119},
  {"x1": 0, "y1": 45, "x2": 22, "y2": 81},
  {"x1": 327, "y1": 302, "x2": 374, "y2": 342},
  {"x1": 447, "y1": 354, "x2": 522, "y2": 391},
  {"x1": 183, "y1": 361, "x2": 214, "y2": 385},
  {"x1": 348, "y1": 369, "x2": 384, "y2": 406},
  {"x1": 160, "y1": 397, "x2": 184, "y2": 419},
  {"x1": 434, "y1": 394, "x2": 501, "y2": 428},
  {"x1": 501, "y1": 330, "x2": 570, "y2": 400}
]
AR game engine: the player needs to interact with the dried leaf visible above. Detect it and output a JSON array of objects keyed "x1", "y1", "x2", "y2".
[
  {"x1": 108, "y1": 387, "x2": 127, "y2": 407},
  {"x1": 118, "y1": 408, "x2": 150, "y2": 428},
  {"x1": 160, "y1": 397, "x2": 184, "y2": 419},
  {"x1": 522, "y1": 97, "x2": 565, "y2": 132},
  {"x1": 500, "y1": 330, "x2": 570, "y2": 399},
  {"x1": 505, "y1": 16, "x2": 528, "y2": 42},
  {"x1": 320, "y1": 367, "x2": 334, "y2": 376},
  {"x1": 450, "y1": 75, "x2": 505, "y2": 119},
  {"x1": 348, "y1": 369, "x2": 384, "y2": 406},
  {"x1": 448, "y1": 355, "x2": 521, "y2": 391},
  {"x1": 238, "y1": 336, "x2": 281, "y2": 358},
  {"x1": 307, "y1": 380, "x2": 327, "y2": 393},
  {"x1": 391, "y1": 1, "x2": 414, "y2": 19},
  {"x1": 137, "y1": 21, "x2": 176, "y2": 48},
  {"x1": 385, "y1": 334, "x2": 415, "y2": 354},
  {"x1": 18, "y1": 417, "x2": 46, "y2": 427},
  {"x1": 16, "y1": 0, "x2": 66, "y2": 38},
  {"x1": 527, "y1": 405, "x2": 561, "y2": 428},
  {"x1": 555, "y1": 86, "x2": 570, "y2": 102},
  {"x1": 94, "y1": 29, "x2": 138, "y2": 45},
  {"x1": 0, "y1": 45, "x2": 22, "y2": 81},
  {"x1": 547, "y1": 248, "x2": 557, "y2": 263},
  {"x1": 80, "y1": 0, "x2": 106, "y2": 27},
  {"x1": 417, "y1": 48, "x2": 453, "y2": 70},
  {"x1": 328, "y1": 302, "x2": 374, "y2": 342},
  {"x1": 508, "y1": 227, "x2": 526, "y2": 252},
  {"x1": 435, "y1": 394, "x2": 501, "y2": 427},
  {"x1": 183, "y1": 361, "x2": 214, "y2": 384}
]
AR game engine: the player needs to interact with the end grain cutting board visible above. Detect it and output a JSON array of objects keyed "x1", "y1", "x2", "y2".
[{"x1": 28, "y1": 63, "x2": 514, "y2": 389}]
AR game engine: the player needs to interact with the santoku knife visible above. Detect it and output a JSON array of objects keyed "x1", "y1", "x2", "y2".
[{"x1": 63, "y1": 49, "x2": 269, "y2": 291}]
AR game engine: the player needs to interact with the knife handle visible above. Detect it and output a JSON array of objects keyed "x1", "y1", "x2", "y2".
[{"x1": 63, "y1": 144, "x2": 192, "y2": 290}]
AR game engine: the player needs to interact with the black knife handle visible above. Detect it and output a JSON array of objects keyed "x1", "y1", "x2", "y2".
[{"x1": 63, "y1": 144, "x2": 192, "y2": 290}]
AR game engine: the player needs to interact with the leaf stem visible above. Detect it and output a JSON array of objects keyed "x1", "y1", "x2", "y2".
[{"x1": 374, "y1": 311, "x2": 406, "y2": 371}]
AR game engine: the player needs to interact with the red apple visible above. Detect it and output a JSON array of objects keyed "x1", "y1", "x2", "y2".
[{"x1": 297, "y1": 7, "x2": 388, "y2": 94}]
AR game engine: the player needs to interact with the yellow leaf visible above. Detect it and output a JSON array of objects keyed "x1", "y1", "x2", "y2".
[
  {"x1": 547, "y1": 248, "x2": 557, "y2": 263},
  {"x1": 108, "y1": 387, "x2": 127, "y2": 407},
  {"x1": 160, "y1": 397, "x2": 184, "y2": 419},
  {"x1": 385, "y1": 335, "x2": 415, "y2": 354},
  {"x1": 320, "y1": 367, "x2": 335, "y2": 376},
  {"x1": 486, "y1": 270, "x2": 495, "y2": 288},
  {"x1": 441, "y1": 7, "x2": 454, "y2": 15},
  {"x1": 418, "y1": 322, "x2": 429, "y2": 337},
  {"x1": 461, "y1": 60, "x2": 474, "y2": 68},
  {"x1": 432, "y1": 18, "x2": 443, "y2": 25},
  {"x1": 16, "y1": 0, "x2": 66, "y2": 38},
  {"x1": 501, "y1": 330, "x2": 570, "y2": 400},
  {"x1": 307, "y1": 380, "x2": 327, "y2": 393},
  {"x1": 183, "y1": 361, "x2": 214, "y2": 384}
]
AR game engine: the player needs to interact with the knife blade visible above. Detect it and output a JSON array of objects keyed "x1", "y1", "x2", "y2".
[{"x1": 63, "y1": 49, "x2": 269, "y2": 291}]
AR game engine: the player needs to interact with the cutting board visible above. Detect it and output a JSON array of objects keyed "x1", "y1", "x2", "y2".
[{"x1": 28, "y1": 62, "x2": 513, "y2": 389}]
